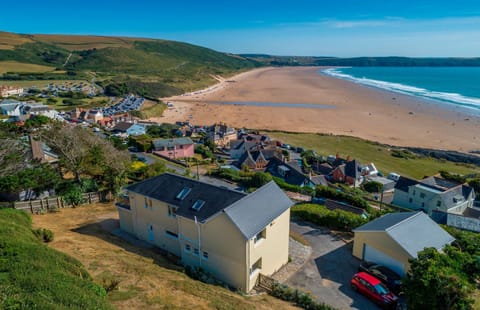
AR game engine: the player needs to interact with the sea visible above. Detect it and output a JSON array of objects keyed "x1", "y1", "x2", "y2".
[{"x1": 321, "y1": 67, "x2": 480, "y2": 114}]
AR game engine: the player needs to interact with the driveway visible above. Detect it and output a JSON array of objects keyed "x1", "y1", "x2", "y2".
[{"x1": 287, "y1": 221, "x2": 378, "y2": 310}]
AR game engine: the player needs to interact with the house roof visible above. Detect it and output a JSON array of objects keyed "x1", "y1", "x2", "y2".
[
  {"x1": 224, "y1": 181, "x2": 293, "y2": 239},
  {"x1": 311, "y1": 175, "x2": 328, "y2": 186},
  {"x1": 125, "y1": 173, "x2": 246, "y2": 222},
  {"x1": 345, "y1": 160, "x2": 362, "y2": 178},
  {"x1": 354, "y1": 211, "x2": 454, "y2": 258},
  {"x1": 153, "y1": 137, "x2": 193, "y2": 149},
  {"x1": 112, "y1": 121, "x2": 134, "y2": 132},
  {"x1": 394, "y1": 176, "x2": 419, "y2": 192},
  {"x1": 266, "y1": 157, "x2": 310, "y2": 186}
]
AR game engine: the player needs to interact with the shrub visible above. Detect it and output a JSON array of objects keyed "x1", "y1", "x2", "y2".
[
  {"x1": 315, "y1": 186, "x2": 370, "y2": 210},
  {"x1": 292, "y1": 204, "x2": 368, "y2": 231},
  {"x1": 33, "y1": 228, "x2": 54, "y2": 243},
  {"x1": 57, "y1": 182, "x2": 85, "y2": 206},
  {"x1": 363, "y1": 181, "x2": 383, "y2": 193},
  {"x1": 271, "y1": 282, "x2": 337, "y2": 310}
]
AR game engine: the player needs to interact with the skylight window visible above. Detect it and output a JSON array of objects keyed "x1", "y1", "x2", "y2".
[
  {"x1": 191, "y1": 200, "x2": 205, "y2": 211},
  {"x1": 176, "y1": 187, "x2": 191, "y2": 200}
]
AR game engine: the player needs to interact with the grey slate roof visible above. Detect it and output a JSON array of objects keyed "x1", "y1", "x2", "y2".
[
  {"x1": 345, "y1": 160, "x2": 362, "y2": 178},
  {"x1": 394, "y1": 176, "x2": 419, "y2": 192},
  {"x1": 112, "y1": 122, "x2": 134, "y2": 132},
  {"x1": 266, "y1": 157, "x2": 311, "y2": 186},
  {"x1": 354, "y1": 211, "x2": 455, "y2": 258},
  {"x1": 224, "y1": 181, "x2": 293, "y2": 239},
  {"x1": 125, "y1": 173, "x2": 246, "y2": 222},
  {"x1": 152, "y1": 137, "x2": 193, "y2": 150}
]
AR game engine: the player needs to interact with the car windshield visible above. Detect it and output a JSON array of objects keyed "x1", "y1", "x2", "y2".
[{"x1": 374, "y1": 283, "x2": 390, "y2": 295}]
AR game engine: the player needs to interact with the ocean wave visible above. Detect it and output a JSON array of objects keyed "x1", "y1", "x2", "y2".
[{"x1": 322, "y1": 68, "x2": 480, "y2": 110}]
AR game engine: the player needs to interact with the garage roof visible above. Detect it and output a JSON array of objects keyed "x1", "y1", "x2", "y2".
[{"x1": 354, "y1": 211, "x2": 455, "y2": 258}]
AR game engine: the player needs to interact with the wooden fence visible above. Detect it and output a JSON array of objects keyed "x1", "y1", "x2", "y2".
[
  {"x1": 13, "y1": 192, "x2": 105, "y2": 214},
  {"x1": 255, "y1": 273, "x2": 276, "y2": 293}
]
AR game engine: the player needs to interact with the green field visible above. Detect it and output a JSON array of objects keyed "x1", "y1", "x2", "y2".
[
  {"x1": 0, "y1": 61, "x2": 55, "y2": 74},
  {"x1": 0, "y1": 79, "x2": 88, "y2": 88},
  {"x1": 268, "y1": 131, "x2": 479, "y2": 179}
]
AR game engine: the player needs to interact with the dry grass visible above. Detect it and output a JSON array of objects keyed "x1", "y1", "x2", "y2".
[
  {"x1": 289, "y1": 231, "x2": 310, "y2": 246},
  {"x1": 0, "y1": 61, "x2": 55, "y2": 74},
  {"x1": 0, "y1": 31, "x2": 33, "y2": 50},
  {"x1": 32, "y1": 203, "x2": 298, "y2": 309}
]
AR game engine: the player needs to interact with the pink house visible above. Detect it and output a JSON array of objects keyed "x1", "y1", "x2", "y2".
[{"x1": 152, "y1": 137, "x2": 194, "y2": 159}]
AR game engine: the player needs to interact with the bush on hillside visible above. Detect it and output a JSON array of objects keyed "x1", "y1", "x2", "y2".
[
  {"x1": 33, "y1": 228, "x2": 54, "y2": 243},
  {"x1": 271, "y1": 282, "x2": 337, "y2": 310},
  {"x1": 315, "y1": 186, "x2": 370, "y2": 210}
]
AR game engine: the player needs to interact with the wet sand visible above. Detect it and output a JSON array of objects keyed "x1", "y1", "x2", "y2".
[{"x1": 154, "y1": 67, "x2": 480, "y2": 152}]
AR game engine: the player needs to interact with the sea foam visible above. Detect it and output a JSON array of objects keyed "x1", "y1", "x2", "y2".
[{"x1": 322, "y1": 68, "x2": 480, "y2": 111}]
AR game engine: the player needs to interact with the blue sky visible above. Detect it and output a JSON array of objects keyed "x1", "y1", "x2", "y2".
[{"x1": 2, "y1": 0, "x2": 480, "y2": 57}]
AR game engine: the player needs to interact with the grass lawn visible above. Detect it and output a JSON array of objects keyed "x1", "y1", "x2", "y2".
[
  {"x1": 0, "y1": 60, "x2": 55, "y2": 74},
  {"x1": 32, "y1": 203, "x2": 297, "y2": 309},
  {"x1": 50, "y1": 96, "x2": 111, "y2": 111},
  {"x1": 268, "y1": 131, "x2": 479, "y2": 179}
]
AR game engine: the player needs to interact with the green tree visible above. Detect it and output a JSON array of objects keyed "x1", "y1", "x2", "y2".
[
  {"x1": 363, "y1": 181, "x2": 383, "y2": 193},
  {"x1": 403, "y1": 247, "x2": 474, "y2": 310}
]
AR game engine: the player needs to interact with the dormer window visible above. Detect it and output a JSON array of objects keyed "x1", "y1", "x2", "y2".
[
  {"x1": 176, "y1": 187, "x2": 191, "y2": 200},
  {"x1": 191, "y1": 200, "x2": 205, "y2": 211}
]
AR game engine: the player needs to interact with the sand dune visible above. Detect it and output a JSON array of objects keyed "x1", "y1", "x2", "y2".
[{"x1": 155, "y1": 67, "x2": 480, "y2": 152}]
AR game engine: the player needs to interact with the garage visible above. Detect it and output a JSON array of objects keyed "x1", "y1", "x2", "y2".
[
  {"x1": 352, "y1": 211, "x2": 455, "y2": 276},
  {"x1": 363, "y1": 244, "x2": 405, "y2": 276}
]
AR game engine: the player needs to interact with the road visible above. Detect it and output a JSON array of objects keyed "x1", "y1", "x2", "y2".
[{"x1": 132, "y1": 152, "x2": 239, "y2": 190}]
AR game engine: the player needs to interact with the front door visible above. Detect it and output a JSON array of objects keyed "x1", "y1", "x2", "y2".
[{"x1": 148, "y1": 224, "x2": 154, "y2": 242}]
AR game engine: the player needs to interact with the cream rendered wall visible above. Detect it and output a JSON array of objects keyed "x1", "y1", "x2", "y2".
[
  {"x1": 178, "y1": 214, "x2": 248, "y2": 291},
  {"x1": 129, "y1": 192, "x2": 181, "y2": 257},
  {"x1": 118, "y1": 207, "x2": 134, "y2": 234},
  {"x1": 247, "y1": 209, "x2": 290, "y2": 291},
  {"x1": 353, "y1": 231, "x2": 411, "y2": 273}
]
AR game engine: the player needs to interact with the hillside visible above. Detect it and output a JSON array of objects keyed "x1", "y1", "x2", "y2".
[
  {"x1": 0, "y1": 208, "x2": 109, "y2": 309},
  {"x1": 0, "y1": 31, "x2": 260, "y2": 98},
  {"x1": 242, "y1": 54, "x2": 480, "y2": 67}
]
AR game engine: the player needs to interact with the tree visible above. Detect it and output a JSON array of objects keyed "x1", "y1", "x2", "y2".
[
  {"x1": 362, "y1": 181, "x2": 383, "y2": 193},
  {"x1": 41, "y1": 123, "x2": 130, "y2": 193},
  {"x1": 403, "y1": 247, "x2": 474, "y2": 310}
]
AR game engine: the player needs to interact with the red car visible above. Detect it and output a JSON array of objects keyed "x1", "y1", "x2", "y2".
[{"x1": 351, "y1": 272, "x2": 398, "y2": 309}]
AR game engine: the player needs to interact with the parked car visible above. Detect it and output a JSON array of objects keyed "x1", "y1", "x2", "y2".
[
  {"x1": 358, "y1": 261, "x2": 402, "y2": 294},
  {"x1": 351, "y1": 272, "x2": 398, "y2": 309}
]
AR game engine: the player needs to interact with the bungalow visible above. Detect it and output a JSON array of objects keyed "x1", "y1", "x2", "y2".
[
  {"x1": 353, "y1": 211, "x2": 454, "y2": 276},
  {"x1": 152, "y1": 137, "x2": 194, "y2": 159},
  {"x1": 111, "y1": 122, "x2": 146, "y2": 137},
  {"x1": 392, "y1": 176, "x2": 475, "y2": 215},
  {"x1": 116, "y1": 173, "x2": 293, "y2": 292}
]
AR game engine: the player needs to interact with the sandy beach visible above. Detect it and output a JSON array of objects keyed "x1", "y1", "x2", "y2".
[{"x1": 154, "y1": 67, "x2": 480, "y2": 152}]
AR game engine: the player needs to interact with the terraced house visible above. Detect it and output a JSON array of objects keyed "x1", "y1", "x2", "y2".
[{"x1": 116, "y1": 173, "x2": 293, "y2": 292}]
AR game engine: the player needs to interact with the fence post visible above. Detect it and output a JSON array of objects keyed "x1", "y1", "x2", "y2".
[
  {"x1": 45, "y1": 198, "x2": 49, "y2": 211},
  {"x1": 88, "y1": 193, "x2": 92, "y2": 204},
  {"x1": 30, "y1": 201, "x2": 33, "y2": 214},
  {"x1": 40, "y1": 199, "x2": 44, "y2": 211}
]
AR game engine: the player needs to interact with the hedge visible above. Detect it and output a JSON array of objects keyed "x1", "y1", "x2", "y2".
[{"x1": 292, "y1": 204, "x2": 368, "y2": 231}]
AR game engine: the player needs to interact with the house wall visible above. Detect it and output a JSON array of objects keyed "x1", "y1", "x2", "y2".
[
  {"x1": 155, "y1": 144, "x2": 194, "y2": 159},
  {"x1": 179, "y1": 214, "x2": 248, "y2": 291},
  {"x1": 353, "y1": 231, "x2": 412, "y2": 274},
  {"x1": 447, "y1": 213, "x2": 480, "y2": 233},
  {"x1": 393, "y1": 186, "x2": 474, "y2": 215},
  {"x1": 246, "y1": 209, "x2": 290, "y2": 291},
  {"x1": 128, "y1": 192, "x2": 181, "y2": 256},
  {"x1": 118, "y1": 207, "x2": 134, "y2": 234}
]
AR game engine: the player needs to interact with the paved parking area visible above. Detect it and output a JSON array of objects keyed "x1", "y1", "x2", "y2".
[{"x1": 287, "y1": 221, "x2": 378, "y2": 310}]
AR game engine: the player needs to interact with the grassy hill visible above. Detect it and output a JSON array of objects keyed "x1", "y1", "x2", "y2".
[
  {"x1": 0, "y1": 208, "x2": 109, "y2": 309},
  {"x1": 0, "y1": 31, "x2": 260, "y2": 98}
]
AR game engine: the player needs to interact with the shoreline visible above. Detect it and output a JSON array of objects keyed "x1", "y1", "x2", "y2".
[
  {"x1": 154, "y1": 66, "x2": 480, "y2": 152},
  {"x1": 319, "y1": 67, "x2": 480, "y2": 118}
]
